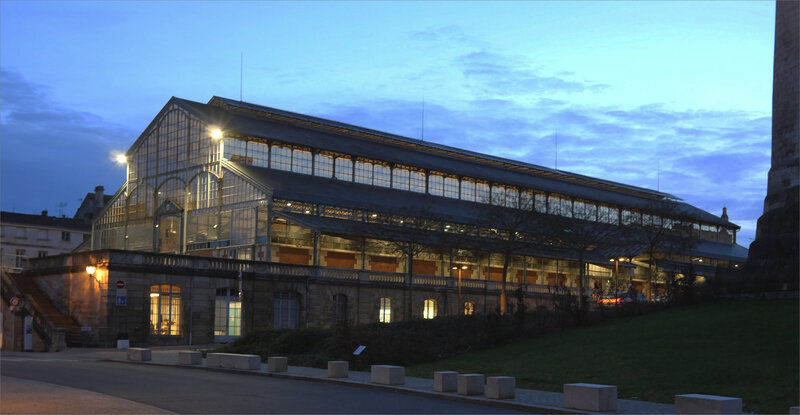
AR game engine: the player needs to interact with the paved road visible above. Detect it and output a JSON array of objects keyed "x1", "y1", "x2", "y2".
[{"x1": 1, "y1": 356, "x2": 524, "y2": 414}]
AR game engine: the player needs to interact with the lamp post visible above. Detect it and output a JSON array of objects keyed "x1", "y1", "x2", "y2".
[{"x1": 452, "y1": 265, "x2": 468, "y2": 314}]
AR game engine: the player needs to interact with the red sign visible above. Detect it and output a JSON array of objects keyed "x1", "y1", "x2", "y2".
[
  {"x1": 10, "y1": 297, "x2": 20, "y2": 306},
  {"x1": 116, "y1": 280, "x2": 125, "y2": 289}
]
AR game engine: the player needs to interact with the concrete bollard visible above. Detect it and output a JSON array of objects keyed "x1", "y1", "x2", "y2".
[
  {"x1": 220, "y1": 353, "x2": 237, "y2": 368},
  {"x1": 127, "y1": 348, "x2": 151, "y2": 361},
  {"x1": 457, "y1": 374, "x2": 484, "y2": 396},
  {"x1": 233, "y1": 354, "x2": 261, "y2": 370},
  {"x1": 563, "y1": 383, "x2": 617, "y2": 412},
  {"x1": 487, "y1": 376, "x2": 515, "y2": 399},
  {"x1": 434, "y1": 371, "x2": 458, "y2": 392},
  {"x1": 327, "y1": 361, "x2": 349, "y2": 378},
  {"x1": 116, "y1": 339, "x2": 130, "y2": 349},
  {"x1": 675, "y1": 394, "x2": 742, "y2": 414},
  {"x1": 370, "y1": 365, "x2": 405, "y2": 385},
  {"x1": 267, "y1": 356, "x2": 288, "y2": 373},
  {"x1": 178, "y1": 351, "x2": 202, "y2": 365},
  {"x1": 206, "y1": 353, "x2": 223, "y2": 367}
]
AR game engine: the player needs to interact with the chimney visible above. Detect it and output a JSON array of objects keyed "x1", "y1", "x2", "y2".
[
  {"x1": 94, "y1": 186, "x2": 105, "y2": 208},
  {"x1": 41, "y1": 210, "x2": 48, "y2": 216},
  {"x1": 721, "y1": 207, "x2": 729, "y2": 222}
]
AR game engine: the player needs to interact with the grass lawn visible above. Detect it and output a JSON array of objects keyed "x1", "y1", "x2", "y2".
[{"x1": 406, "y1": 299, "x2": 798, "y2": 414}]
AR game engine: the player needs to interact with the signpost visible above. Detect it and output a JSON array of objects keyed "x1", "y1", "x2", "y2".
[{"x1": 115, "y1": 281, "x2": 127, "y2": 306}]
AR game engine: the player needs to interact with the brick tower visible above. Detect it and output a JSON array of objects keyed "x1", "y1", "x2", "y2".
[{"x1": 747, "y1": 1, "x2": 799, "y2": 287}]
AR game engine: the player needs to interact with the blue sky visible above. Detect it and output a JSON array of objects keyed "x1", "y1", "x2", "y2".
[{"x1": 0, "y1": 1, "x2": 775, "y2": 245}]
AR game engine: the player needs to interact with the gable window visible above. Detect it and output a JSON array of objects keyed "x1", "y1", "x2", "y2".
[{"x1": 150, "y1": 284, "x2": 182, "y2": 336}]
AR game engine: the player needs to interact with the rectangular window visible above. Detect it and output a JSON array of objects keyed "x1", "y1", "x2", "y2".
[
  {"x1": 270, "y1": 145, "x2": 292, "y2": 171},
  {"x1": 535, "y1": 193, "x2": 547, "y2": 213},
  {"x1": 224, "y1": 139, "x2": 248, "y2": 164},
  {"x1": 291, "y1": 149, "x2": 312, "y2": 175},
  {"x1": 248, "y1": 141, "x2": 269, "y2": 167},
  {"x1": 37, "y1": 250, "x2": 47, "y2": 258},
  {"x1": 379, "y1": 297, "x2": 392, "y2": 323},
  {"x1": 584, "y1": 202, "x2": 597, "y2": 221},
  {"x1": 373, "y1": 164, "x2": 390, "y2": 188},
  {"x1": 15, "y1": 249, "x2": 26, "y2": 267},
  {"x1": 428, "y1": 173, "x2": 444, "y2": 196},
  {"x1": 460, "y1": 180, "x2": 476, "y2": 202},
  {"x1": 560, "y1": 198, "x2": 572, "y2": 218},
  {"x1": 354, "y1": 160, "x2": 373, "y2": 185},
  {"x1": 574, "y1": 201, "x2": 586, "y2": 220},
  {"x1": 314, "y1": 153, "x2": 333, "y2": 178},
  {"x1": 548, "y1": 196, "x2": 561, "y2": 215},
  {"x1": 274, "y1": 292, "x2": 299, "y2": 328},
  {"x1": 392, "y1": 167, "x2": 410, "y2": 190},
  {"x1": 505, "y1": 187, "x2": 518, "y2": 208},
  {"x1": 444, "y1": 177, "x2": 459, "y2": 199},
  {"x1": 519, "y1": 190, "x2": 534, "y2": 210},
  {"x1": 475, "y1": 182, "x2": 490, "y2": 203},
  {"x1": 150, "y1": 284, "x2": 182, "y2": 336},
  {"x1": 335, "y1": 157, "x2": 353, "y2": 181},
  {"x1": 61, "y1": 231, "x2": 70, "y2": 241},
  {"x1": 409, "y1": 170, "x2": 426, "y2": 193}
]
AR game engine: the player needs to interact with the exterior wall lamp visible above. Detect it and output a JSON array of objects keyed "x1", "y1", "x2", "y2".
[{"x1": 85, "y1": 265, "x2": 100, "y2": 283}]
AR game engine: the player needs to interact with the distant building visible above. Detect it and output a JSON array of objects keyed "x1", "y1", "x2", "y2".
[
  {"x1": 74, "y1": 186, "x2": 113, "y2": 226},
  {"x1": 0, "y1": 211, "x2": 89, "y2": 270}
]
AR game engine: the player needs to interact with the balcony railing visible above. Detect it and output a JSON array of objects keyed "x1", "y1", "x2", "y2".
[{"x1": 26, "y1": 250, "x2": 579, "y2": 296}]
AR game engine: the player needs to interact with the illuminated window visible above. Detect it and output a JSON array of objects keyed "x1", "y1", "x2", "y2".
[
  {"x1": 335, "y1": 157, "x2": 353, "y2": 181},
  {"x1": 475, "y1": 182, "x2": 490, "y2": 203},
  {"x1": 150, "y1": 284, "x2": 182, "y2": 336},
  {"x1": 519, "y1": 190, "x2": 534, "y2": 210},
  {"x1": 392, "y1": 167, "x2": 410, "y2": 190},
  {"x1": 355, "y1": 160, "x2": 373, "y2": 184},
  {"x1": 504, "y1": 187, "x2": 518, "y2": 208},
  {"x1": 461, "y1": 180, "x2": 476, "y2": 202},
  {"x1": 379, "y1": 297, "x2": 392, "y2": 323},
  {"x1": 214, "y1": 288, "x2": 241, "y2": 338},
  {"x1": 248, "y1": 141, "x2": 269, "y2": 167},
  {"x1": 409, "y1": 170, "x2": 426, "y2": 193},
  {"x1": 292, "y1": 149, "x2": 312, "y2": 175},
  {"x1": 534, "y1": 193, "x2": 547, "y2": 213},
  {"x1": 373, "y1": 164, "x2": 390, "y2": 188},
  {"x1": 464, "y1": 301, "x2": 475, "y2": 315},
  {"x1": 423, "y1": 299, "x2": 437, "y2": 319},
  {"x1": 443, "y1": 177, "x2": 459, "y2": 199},
  {"x1": 314, "y1": 153, "x2": 333, "y2": 178},
  {"x1": 428, "y1": 173, "x2": 444, "y2": 196},
  {"x1": 270, "y1": 145, "x2": 292, "y2": 171},
  {"x1": 491, "y1": 185, "x2": 506, "y2": 206}
]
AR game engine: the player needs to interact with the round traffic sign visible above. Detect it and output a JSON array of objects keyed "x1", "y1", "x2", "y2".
[
  {"x1": 116, "y1": 280, "x2": 125, "y2": 289},
  {"x1": 10, "y1": 297, "x2": 19, "y2": 306}
]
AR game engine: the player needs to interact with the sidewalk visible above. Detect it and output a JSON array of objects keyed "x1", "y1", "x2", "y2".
[{"x1": 69, "y1": 346, "x2": 675, "y2": 414}]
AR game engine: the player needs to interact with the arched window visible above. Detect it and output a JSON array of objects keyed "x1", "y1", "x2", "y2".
[
  {"x1": 215, "y1": 288, "x2": 242, "y2": 340},
  {"x1": 464, "y1": 301, "x2": 476, "y2": 316},
  {"x1": 150, "y1": 284, "x2": 182, "y2": 336},
  {"x1": 423, "y1": 299, "x2": 437, "y2": 319},
  {"x1": 378, "y1": 297, "x2": 392, "y2": 323},
  {"x1": 332, "y1": 294, "x2": 348, "y2": 326}
]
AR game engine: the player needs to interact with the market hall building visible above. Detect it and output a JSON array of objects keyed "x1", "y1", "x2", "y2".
[{"x1": 6, "y1": 96, "x2": 747, "y2": 349}]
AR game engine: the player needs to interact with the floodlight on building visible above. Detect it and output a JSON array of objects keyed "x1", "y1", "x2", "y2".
[
  {"x1": 210, "y1": 128, "x2": 223, "y2": 140},
  {"x1": 150, "y1": 292, "x2": 160, "y2": 298},
  {"x1": 86, "y1": 265, "x2": 96, "y2": 278},
  {"x1": 114, "y1": 153, "x2": 127, "y2": 164}
]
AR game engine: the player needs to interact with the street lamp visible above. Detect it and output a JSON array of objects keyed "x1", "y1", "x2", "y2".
[
  {"x1": 452, "y1": 265, "x2": 468, "y2": 314},
  {"x1": 85, "y1": 265, "x2": 99, "y2": 284}
]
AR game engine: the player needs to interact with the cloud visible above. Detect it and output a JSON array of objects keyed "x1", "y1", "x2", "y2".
[
  {"x1": 455, "y1": 51, "x2": 610, "y2": 95},
  {"x1": 0, "y1": 68, "x2": 135, "y2": 216}
]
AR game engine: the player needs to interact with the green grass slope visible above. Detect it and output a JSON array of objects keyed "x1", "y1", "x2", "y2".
[{"x1": 406, "y1": 300, "x2": 798, "y2": 414}]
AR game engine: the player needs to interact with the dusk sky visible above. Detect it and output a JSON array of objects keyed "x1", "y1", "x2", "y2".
[{"x1": 1, "y1": 1, "x2": 775, "y2": 245}]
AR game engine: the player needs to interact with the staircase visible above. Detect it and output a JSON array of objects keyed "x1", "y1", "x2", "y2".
[{"x1": 2, "y1": 270, "x2": 84, "y2": 347}]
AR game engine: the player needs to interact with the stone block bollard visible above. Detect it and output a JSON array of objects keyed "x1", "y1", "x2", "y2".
[
  {"x1": 457, "y1": 374, "x2": 484, "y2": 396},
  {"x1": 179, "y1": 351, "x2": 202, "y2": 365},
  {"x1": 206, "y1": 353, "x2": 223, "y2": 367},
  {"x1": 675, "y1": 394, "x2": 742, "y2": 414},
  {"x1": 234, "y1": 354, "x2": 261, "y2": 370},
  {"x1": 267, "y1": 356, "x2": 288, "y2": 373},
  {"x1": 370, "y1": 365, "x2": 405, "y2": 385},
  {"x1": 563, "y1": 383, "x2": 617, "y2": 412},
  {"x1": 327, "y1": 361, "x2": 349, "y2": 378},
  {"x1": 487, "y1": 376, "x2": 515, "y2": 399},
  {"x1": 434, "y1": 371, "x2": 458, "y2": 392},
  {"x1": 127, "y1": 348, "x2": 151, "y2": 361}
]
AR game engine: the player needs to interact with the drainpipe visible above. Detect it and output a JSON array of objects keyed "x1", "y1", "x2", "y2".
[
  {"x1": 188, "y1": 277, "x2": 193, "y2": 346},
  {"x1": 305, "y1": 277, "x2": 310, "y2": 328}
]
